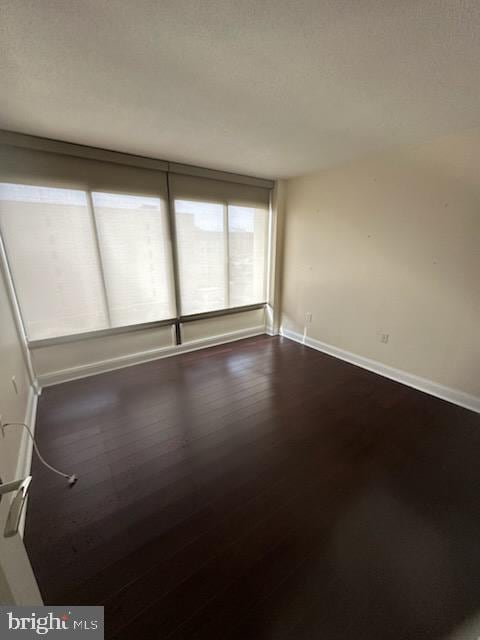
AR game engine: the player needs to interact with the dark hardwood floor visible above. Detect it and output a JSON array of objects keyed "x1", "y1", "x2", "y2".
[{"x1": 25, "y1": 335, "x2": 480, "y2": 639}]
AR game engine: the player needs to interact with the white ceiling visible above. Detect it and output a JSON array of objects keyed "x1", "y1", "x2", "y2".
[{"x1": 1, "y1": 0, "x2": 480, "y2": 179}]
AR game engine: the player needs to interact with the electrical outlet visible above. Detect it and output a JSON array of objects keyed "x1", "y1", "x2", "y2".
[
  {"x1": 305, "y1": 312, "x2": 313, "y2": 323},
  {"x1": 380, "y1": 333, "x2": 389, "y2": 344}
]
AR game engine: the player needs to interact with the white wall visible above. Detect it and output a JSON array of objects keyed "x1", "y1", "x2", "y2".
[
  {"x1": 31, "y1": 325, "x2": 175, "y2": 386},
  {"x1": 281, "y1": 129, "x2": 480, "y2": 399},
  {"x1": 181, "y1": 308, "x2": 265, "y2": 342},
  {"x1": 0, "y1": 267, "x2": 32, "y2": 479},
  {"x1": 0, "y1": 262, "x2": 41, "y2": 604}
]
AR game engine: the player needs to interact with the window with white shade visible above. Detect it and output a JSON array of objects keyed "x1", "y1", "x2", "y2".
[
  {"x1": 0, "y1": 183, "x2": 176, "y2": 340},
  {"x1": 0, "y1": 170, "x2": 270, "y2": 343},
  {"x1": 0, "y1": 183, "x2": 108, "y2": 340},
  {"x1": 174, "y1": 200, "x2": 226, "y2": 315},
  {"x1": 174, "y1": 199, "x2": 268, "y2": 315},
  {"x1": 228, "y1": 205, "x2": 268, "y2": 307},
  {"x1": 91, "y1": 192, "x2": 175, "y2": 327}
]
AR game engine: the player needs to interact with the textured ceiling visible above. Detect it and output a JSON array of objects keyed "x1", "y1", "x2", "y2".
[{"x1": 1, "y1": 0, "x2": 480, "y2": 179}]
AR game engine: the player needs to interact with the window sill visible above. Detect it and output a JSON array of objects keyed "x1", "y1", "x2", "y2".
[{"x1": 27, "y1": 302, "x2": 267, "y2": 349}]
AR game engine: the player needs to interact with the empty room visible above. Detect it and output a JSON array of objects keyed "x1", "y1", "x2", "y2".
[{"x1": 0, "y1": 1, "x2": 479, "y2": 638}]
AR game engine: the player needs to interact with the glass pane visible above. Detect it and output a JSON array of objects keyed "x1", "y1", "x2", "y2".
[
  {"x1": 0, "y1": 183, "x2": 108, "y2": 340},
  {"x1": 92, "y1": 192, "x2": 176, "y2": 327},
  {"x1": 174, "y1": 199, "x2": 226, "y2": 314},
  {"x1": 228, "y1": 205, "x2": 268, "y2": 306}
]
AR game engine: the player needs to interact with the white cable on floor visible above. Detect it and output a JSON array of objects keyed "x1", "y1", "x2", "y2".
[{"x1": 2, "y1": 422, "x2": 78, "y2": 486}]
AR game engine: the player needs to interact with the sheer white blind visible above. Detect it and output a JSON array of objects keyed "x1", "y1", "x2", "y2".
[
  {"x1": 174, "y1": 199, "x2": 269, "y2": 315},
  {"x1": 0, "y1": 183, "x2": 176, "y2": 340},
  {"x1": 228, "y1": 206, "x2": 268, "y2": 307},
  {"x1": 0, "y1": 166, "x2": 271, "y2": 341},
  {"x1": 0, "y1": 183, "x2": 108, "y2": 339},
  {"x1": 92, "y1": 192, "x2": 175, "y2": 326},
  {"x1": 175, "y1": 200, "x2": 226, "y2": 315}
]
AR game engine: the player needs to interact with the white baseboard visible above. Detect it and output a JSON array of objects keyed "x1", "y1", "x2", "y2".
[
  {"x1": 16, "y1": 385, "x2": 39, "y2": 538},
  {"x1": 38, "y1": 326, "x2": 267, "y2": 387},
  {"x1": 280, "y1": 328, "x2": 480, "y2": 414},
  {"x1": 265, "y1": 327, "x2": 278, "y2": 336}
]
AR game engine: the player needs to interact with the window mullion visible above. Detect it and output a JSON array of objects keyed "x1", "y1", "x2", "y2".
[
  {"x1": 86, "y1": 190, "x2": 112, "y2": 328},
  {"x1": 224, "y1": 202, "x2": 230, "y2": 309},
  {"x1": 166, "y1": 174, "x2": 183, "y2": 344}
]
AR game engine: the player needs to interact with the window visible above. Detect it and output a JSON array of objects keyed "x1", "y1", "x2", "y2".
[
  {"x1": 228, "y1": 205, "x2": 268, "y2": 307},
  {"x1": 174, "y1": 199, "x2": 268, "y2": 315},
  {"x1": 174, "y1": 200, "x2": 226, "y2": 315},
  {"x1": 0, "y1": 183, "x2": 175, "y2": 340},
  {"x1": 92, "y1": 192, "x2": 175, "y2": 327},
  {"x1": 0, "y1": 172, "x2": 270, "y2": 343},
  {"x1": 0, "y1": 183, "x2": 108, "y2": 339}
]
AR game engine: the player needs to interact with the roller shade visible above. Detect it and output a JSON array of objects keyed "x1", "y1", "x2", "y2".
[
  {"x1": 0, "y1": 145, "x2": 168, "y2": 198},
  {"x1": 171, "y1": 174, "x2": 270, "y2": 315},
  {"x1": 92, "y1": 191, "x2": 176, "y2": 327},
  {"x1": 0, "y1": 133, "x2": 272, "y2": 345},
  {"x1": 168, "y1": 173, "x2": 270, "y2": 209},
  {"x1": 0, "y1": 183, "x2": 108, "y2": 339},
  {"x1": 0, "y1": 182, "x2": 176, "y2": 340}
]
